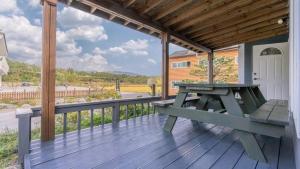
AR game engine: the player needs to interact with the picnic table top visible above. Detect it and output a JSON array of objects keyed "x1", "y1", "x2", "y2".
[{"x1": 174, "y1": 83, "x2": 259, "y2": 88}]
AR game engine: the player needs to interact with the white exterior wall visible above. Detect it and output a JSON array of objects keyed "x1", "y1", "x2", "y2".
[
  {"x1": 290, "y1": 0, "x2": 300, "y2": 168},
  {"x1": 290, "y1": 0, "x2": 300, "y2": 138}
]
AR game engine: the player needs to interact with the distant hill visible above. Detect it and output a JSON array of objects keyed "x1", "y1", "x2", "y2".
[
  {"x1": 108, "y1": 71, "x2": 141, "y2": 76},
  {"x1": 3, "y1": 59, "x2": 151, "y2": 85}
]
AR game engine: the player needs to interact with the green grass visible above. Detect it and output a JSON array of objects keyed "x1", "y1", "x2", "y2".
[{"x1": 0, "y1": 104, "x2": 154, "y2": 168}]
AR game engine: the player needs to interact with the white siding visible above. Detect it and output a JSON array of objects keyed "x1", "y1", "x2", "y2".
[{"x1": 290, "y1": 0, "x2": 300, "y2": 138}]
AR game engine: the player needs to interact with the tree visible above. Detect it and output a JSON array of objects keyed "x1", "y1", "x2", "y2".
[{"x1": 190, "y1": 56, "x2": 238, "y2": 83}]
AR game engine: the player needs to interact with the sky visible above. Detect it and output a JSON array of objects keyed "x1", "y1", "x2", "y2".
[{"x1": 0, "y1": 0, "x2": 186, "y2": 76}]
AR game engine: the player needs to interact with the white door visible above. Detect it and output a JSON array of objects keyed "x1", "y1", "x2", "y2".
[{"x1": 253, "y1": 42, "x2": 289, "y2": 100}]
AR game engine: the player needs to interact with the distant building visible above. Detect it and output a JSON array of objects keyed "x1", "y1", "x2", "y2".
[
  {"x1": 0, "y1": 32, "x2": 9, "y2": 87},
  {"x1": 169, "y1": 47, "x2": 238, "y2": 95}
]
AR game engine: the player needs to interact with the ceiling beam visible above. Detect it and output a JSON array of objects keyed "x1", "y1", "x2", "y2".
[
  {"x1": 195, "y1": 17, "x2": 284, "y2": 42},
  {"x1": 74, "y1": 0, "x2": 211, "y2": 52},
  {"x1": 188, "y1": 3, "x2": 288, "y2": 39},
  {"x1": 209, "y1": 27, "x2": 287, "y2": 48},
  {"x1": 123, "y1": 0, "x2": 137, "y2": 8},
  {"x1": 139, "y1": 0, "x2": 164, "y2": 14},
  {"x1": 184, "y1": 0, "x2": 286, "y2": 36},
  {"x1": 203, "y1": 24, "x2": 287, "y2": 45},
  {"x1": 109, "y1": 14, "x2": 116, "y2": 20},
  {"x1": 213, "y1": 29, "x2": 288, "y2": 49},
  {"x1": 67, "y1": 0, "x2": 72, "y2": 5},
  {"x1": 174, "y1": 0, "x2": 253, "y2": 31},
  {"x1": 153, "y1": 0, "x2": 194, "y2": 20},
  {"x1": 164, "y1": 0, "x2": 233, "y2": 27},
  {"x1": 90, "y1": 6, "x2": 97, "y2": 13}
]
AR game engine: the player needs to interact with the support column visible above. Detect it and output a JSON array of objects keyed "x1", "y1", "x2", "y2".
[
  {"x1": 41, "y1": 0, "x2": 57, "y2": 141},
  {"x1": 208, "y1": 51, "x2": 214, "y2": 84},
  {"x1": 161, "y1": 32, "x2": 169, "y2": 100}
]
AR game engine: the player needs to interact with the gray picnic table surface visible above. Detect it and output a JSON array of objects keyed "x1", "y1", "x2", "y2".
[{"x1": 158, "y1": 83, "x2": 282, "y2": 162}]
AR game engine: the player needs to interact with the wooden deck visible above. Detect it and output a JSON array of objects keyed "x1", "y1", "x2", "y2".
[{"x1": 28, "y1": 115, "x2": 295, "y2": 169}]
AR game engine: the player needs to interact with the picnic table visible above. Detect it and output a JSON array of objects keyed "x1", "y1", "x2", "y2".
[{"x1": 153, "y1": 83, "x2": 289, "y2": 162}]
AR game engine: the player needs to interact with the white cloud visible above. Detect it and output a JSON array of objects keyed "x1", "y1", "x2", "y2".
[
  {"x1": 109, "y1": 39, "x2": 149, "y2": 56},
  {"x1": 123, "y1": 39, "x2": 148, "y2": 51},
  {"x1": 58, "y1": 7, "x2": 103, "y2": 28},
  {"x1": 56, "y1": 30, "x2": 82, "y2": 58},
  {"x1": 0, "y1": 15, "x2": 42, "y2": 64},
  {"x1": 109, "y1": 47, "x2": 127, "y2": 54},
  {"x1": 133, "y1": 50, "x2": 148, "y2": 56},
  {"x1": 0, "y1": 0, "x2": 20, "y2": 13},
  {"x1": 93, "y1": 47, "x2": 106, "y2": 54},
  {"x1": 65, "y1": 25, "x2": 108, "y2": 41},
  {"x1": 33, "y1": 18, "x2": 41, "y2": 26},
  {"x1": 57, "y1": 48, "x2": 110, "y2": 72},
  {"x1": 28, "y1": 0, "x2": 40, "y2": 8},
  {"x1": 0, "y1": 15, "x2": 82, "y2": 65},
  {"x1": 147, "y1": 58, "x2": 157, "y2": 64}
]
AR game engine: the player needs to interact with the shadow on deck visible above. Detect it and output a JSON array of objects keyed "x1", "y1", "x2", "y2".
[{"x1": 28, "y1": 115, "x2": 295, "y2": 169}]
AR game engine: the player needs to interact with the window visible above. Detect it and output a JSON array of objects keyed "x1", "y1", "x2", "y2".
[
  {"x1": 260, "y1": 47, "x2": 282, "y2": 56},
  {"x1": 171, "y1": 80, "x2": 181, "y2": 89},
  {"x1": 172, "y1": 61, "x2": 191, "y2": 68}
]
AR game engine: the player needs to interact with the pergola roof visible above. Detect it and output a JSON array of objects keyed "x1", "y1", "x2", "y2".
[{"x1": 60, "y1": 0, "x2": 289, "y2": 52}]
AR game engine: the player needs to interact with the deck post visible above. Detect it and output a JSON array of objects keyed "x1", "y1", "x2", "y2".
[
  {"x1": 112, "y1": 102, "x2": 120, "y2": 124},
  {"x1": 208, "y1": 51, "x2": 214, "y2": 84},
  {"x1": 161, "y1": 32, "x2": 169, "y2": 100},
  {"x1": 16, "y1": 108, "x2": 33, "y2": 164},
  {"x1": 41, "y1": 0, "x2": 57, "y2": 141}
]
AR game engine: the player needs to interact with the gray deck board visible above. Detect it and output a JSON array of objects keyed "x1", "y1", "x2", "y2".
[{"x1": 29, "y1": 115, "x2": 295, "y2": 169}]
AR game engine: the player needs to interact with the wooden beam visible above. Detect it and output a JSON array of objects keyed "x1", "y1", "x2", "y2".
[
  {"x1": 200, "y1": 23, "x2": 287, "y2": 45},
  {"x1": 109, "y1": 14, "x2": 116, "y2": 20},
  {"x1": 161, "y1": 32, "x2": 169, "y2": 100},
  {"x1": 153, "y1": 0, "x2": 193, "y2": 20},
  {"x1": 75, "y1": 0, "x2": 211, "y2": 52},
  {"x1": 67, "y1": 0, "x2": 72, "y2": 6},
  {"x1": 174, "y1": 0, "x2": 253, "y2": 31},
  {"x1": 186, "y1": 0, "x2": 286, "y2": 37},
  {"x1": 90, "y1": 6, "x2": 97, "y2": 13},
  {"x1": 208, "y1": 52, "x2": 214, "y2": 84},
  {"x1": 139, "y1": 0, "x2": 164, "y2": 14},
  {"x1": 213, "y1": 30, "x2": 288, "y2": 49},
  {"x1": 187, "y1": 3, "x2": 288, "y2": 38},
  {"x1": 124, "y1": 20, "x2": 130, "y2": 25},
  {"x1": 194, "y1": 17, "x2": 284, "y2": 42},
  {"x1": 123, "y1": 0, "x2": 137, "y2": 8},
  {"x1": 136, "y1": 25, "x2": 143, "y2": 30},
  {"x1": 211, "y1": 27, "x2": 288, "y2": 49},
  {"x1": 164, "y1": 0, "x2": 232, "y2": 27},
  {"x1": 41, "y1": 0, "x2": 57, "y2": 141}
]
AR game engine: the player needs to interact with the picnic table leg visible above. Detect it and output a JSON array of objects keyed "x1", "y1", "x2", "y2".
[
  {"x1": 251, "y1": 86, "x2": 267, "y2": 104},
  {"x1": 239, "y1": 87, "x2": 258, "y2": 113},
  {"x1": 220, "y1": 88, "x2": 266, "y2": 162},
  {"x1": 164, "y1": 92, "x2": 188, "y2": 132},
  {"x1": 235, "y1": 130, "x2": 267, "y2": 162}
]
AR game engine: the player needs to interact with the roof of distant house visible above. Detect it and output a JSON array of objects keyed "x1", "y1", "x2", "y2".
[
  {"x1": 170, "y1": 50, "x2": 196, "y2": 58},
  {"x1": 170, "y1": 45, "x2": 239, "y2": 58}
]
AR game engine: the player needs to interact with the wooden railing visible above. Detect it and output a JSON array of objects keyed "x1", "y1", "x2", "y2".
[{"x1": 16, "y1": 96, "x2": 161, "y2": 165}]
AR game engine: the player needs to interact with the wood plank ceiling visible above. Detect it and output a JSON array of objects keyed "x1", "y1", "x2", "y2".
[{"x1": 60, "y1": 0, "x2": 289, "y2": 52}]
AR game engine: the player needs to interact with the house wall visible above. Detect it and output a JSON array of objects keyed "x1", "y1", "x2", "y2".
[
  {"x1": 169, "y1": 49, "x2": 238, "y2": 95},
  {"x1": 290, "y1": 0, "x2": 300, "y2": 168},
  {"x1": 241, "y1": 34, "x2": 289, "y2": 84}
]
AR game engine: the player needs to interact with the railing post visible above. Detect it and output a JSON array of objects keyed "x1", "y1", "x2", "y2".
[
  {"x1": 16, "y1": 108, "x2": 33, "y2": 164},
  {"x1": 112, "y1": 103, "x2": 120, "y2": 124}
]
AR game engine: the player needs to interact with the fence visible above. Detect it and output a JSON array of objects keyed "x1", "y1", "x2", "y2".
[{"x1": 0, "y1": 89, "x2": 99, "y2": 100}]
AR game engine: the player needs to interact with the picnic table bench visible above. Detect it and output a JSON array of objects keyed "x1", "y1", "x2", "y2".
[{"x1": 153, "y1": 83, "x2": 290, "y2": 163}]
